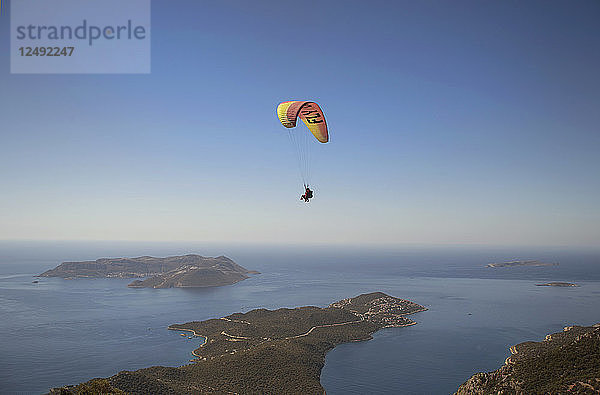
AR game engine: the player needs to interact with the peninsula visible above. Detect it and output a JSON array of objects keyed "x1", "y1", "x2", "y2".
[
  {"x1": 39, "y1": 254, "x2": 258, "y2": 288},
  {"x1": 50, "y1": 292, "x2": 426, "y2": 394},
  {"x1": 455, "y1": 323, "x2": 600, "y2": 394},
  {"x1": 486, "y1": 259, "x2": 558, "y2": 268}
]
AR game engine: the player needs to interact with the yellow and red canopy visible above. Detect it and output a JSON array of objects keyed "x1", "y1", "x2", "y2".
[{"x1": 276, "y1": 101, "x2": 329, "y2": 143}]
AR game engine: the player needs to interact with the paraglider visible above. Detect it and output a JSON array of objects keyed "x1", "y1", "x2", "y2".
[
  {"x1": 301, "y1": 186, "x2": 314, "y2": 202},
  {"x1": 276, "y1": 101, "x2": 328, "y2": 202}
]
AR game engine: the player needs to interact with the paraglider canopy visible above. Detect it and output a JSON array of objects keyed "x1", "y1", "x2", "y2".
[{"x1": 277, "y1": 101, "x2": 329, "y2": 143}]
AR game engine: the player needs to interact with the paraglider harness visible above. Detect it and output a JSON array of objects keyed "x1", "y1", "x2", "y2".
[{"x1": 301, "y1": 184, "x2": 314, "y2": 202}]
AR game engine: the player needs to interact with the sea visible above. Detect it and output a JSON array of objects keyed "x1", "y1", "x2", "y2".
[{"x1": 1, "y1": 241, "x2": 599, "y2": 394}]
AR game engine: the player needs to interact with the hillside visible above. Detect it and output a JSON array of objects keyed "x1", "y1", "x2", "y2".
[
  {"x1": 455, "y1": 324, "x2": 600, "y2": 394},
  {"x1": 50, "y1": 292, "x2": 427, "y2": 394},
  {"x1": 39, "y1": 254, "x2": 258, "y2": 288}
]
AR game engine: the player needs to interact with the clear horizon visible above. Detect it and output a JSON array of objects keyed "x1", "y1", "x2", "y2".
[{"x1": 2, "y1": 238, "x2": 600, "y2": 251}]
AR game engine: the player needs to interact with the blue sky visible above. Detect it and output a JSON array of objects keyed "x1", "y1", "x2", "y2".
[{"x1": 0, "y1": 0, "x2": 599, "y2": 246}]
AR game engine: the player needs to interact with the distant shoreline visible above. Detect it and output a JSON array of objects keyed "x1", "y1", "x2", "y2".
[
  {"x1": 535, "y1": 282, "x2": 578, "y2": 287},
  {"x1": 486, "y1": 260, "x2": 558, "y2": 268},
  {"x1": 38, "y1": 254, "x2": 258, "y2": 288}
]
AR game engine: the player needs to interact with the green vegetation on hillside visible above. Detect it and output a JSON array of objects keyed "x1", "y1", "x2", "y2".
[
  {"x1": 455, "y1": 324, "x2": 600, "y2": 394},
  {"x1": 50, "y1": 292, "x2": 426, "y2": 394},
  {"x1": 39, "y1": 254, "x2": 257, "y2": 288}
]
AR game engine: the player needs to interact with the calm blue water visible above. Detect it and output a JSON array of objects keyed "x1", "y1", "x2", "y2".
[{"x1": 1, "y1": 241, "x2": 599, "y2": 394}]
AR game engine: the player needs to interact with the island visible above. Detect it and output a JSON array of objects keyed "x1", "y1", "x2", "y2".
[
  {"x1": 455, "y1": 323, "x2": 600, "y2": 394},
  {"x1": 536, "y1": 282, "x2": 578, "y2": 287},
  {"x1": 486, "y1": 259, "x2": 558, "y2": 268},
  {"x1": 49, "y1": 292, "x2": 427, "y2": 394},
  {"x1": 38, "y1": 254, "x2": 259, "y2": 288}
]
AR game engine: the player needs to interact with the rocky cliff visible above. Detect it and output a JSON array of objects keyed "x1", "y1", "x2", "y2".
[{"x1": 455, "y1": 324, "x2": 600, "y2": 394}]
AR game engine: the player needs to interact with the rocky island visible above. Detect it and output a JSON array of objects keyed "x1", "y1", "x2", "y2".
[
  {"x1": 536, "y1": 282, "x2": 578, "y2": 287},
  {"x1": 50, "y1": 292, "x2": 426, "y2": 394},
  {"x1": 39, "y1": 254, "x2": 258, "y2": 288},
  {"x1": 455, "y1": 323, "x2": 600, "y2": 394},
  {"x1": 486, "y1": 259, "x2": 558, "y2": 268}
]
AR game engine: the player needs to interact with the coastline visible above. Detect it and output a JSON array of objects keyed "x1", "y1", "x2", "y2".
[
  {"x1": 167, "y1": 298, "x2": 429, "y2": 368},
  {"x1": 171, "y1": 303, "x2": 428, "y2": 357},
  {"x1": 167, "y1": 327, "x2": 207, "y2": 358},
  {"x1": 74, "y1": 292, "x2": 426, "y2": 394}
]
